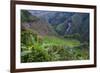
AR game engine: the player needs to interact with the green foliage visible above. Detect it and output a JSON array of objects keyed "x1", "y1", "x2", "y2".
[
  {"x1": 21, "y1": 30, "x2": 89, "y2": 63},
  {"x1": 21, "y1": 30, "x2": 37, "y2": 51}
]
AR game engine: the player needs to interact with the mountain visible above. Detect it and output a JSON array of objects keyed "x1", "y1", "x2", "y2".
[
  {"x1": 21, "y1": 10, "x2": 57, "y2": 36},
  {"x1": 55, "y1": 13, "x2": 89, "y2": 42},
  {"x1": 21, "y1": 10, "x2": 89, "y2": 42},
  {"x1": 29, "y1": 10, "x2": 74, "y2": 25}
]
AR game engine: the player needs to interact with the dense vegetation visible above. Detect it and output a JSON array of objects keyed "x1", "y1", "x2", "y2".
[
  {"x1": 21, "y1": 10, "x2": 89, "y2": 63},
  {"x1": 21, "y1": 30, "x2": 89, "y2": 62}
]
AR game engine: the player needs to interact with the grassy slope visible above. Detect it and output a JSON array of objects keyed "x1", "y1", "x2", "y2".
[{"x1": 43, "y1": 36, "x2": 80, "y2": 48}]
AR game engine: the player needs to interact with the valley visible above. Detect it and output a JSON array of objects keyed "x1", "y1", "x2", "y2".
[{"x1": 21, "y1": 10, "x2": 89, "y2": 62}]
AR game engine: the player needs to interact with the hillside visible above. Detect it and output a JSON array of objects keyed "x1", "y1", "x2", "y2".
[
  {"x1": 21, "y1": 10, "x2": 57, "y2": 36},
  {"x1": 29, "y1": 10, "x2": 89, "y2": 42},
  {"x1": 21, "y1": 10, "x2": 89, "y2": 62}
]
